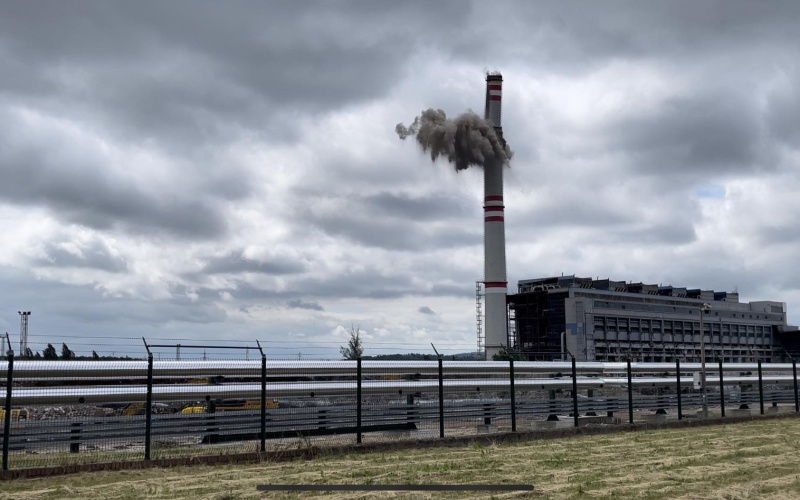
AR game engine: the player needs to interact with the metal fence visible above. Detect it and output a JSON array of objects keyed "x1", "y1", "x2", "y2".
[{"x1": 2, "y1": 355, "x2": 800, "y2": 471}]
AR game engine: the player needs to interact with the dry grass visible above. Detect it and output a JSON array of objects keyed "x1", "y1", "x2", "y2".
[{"x1": 3, "y1": 418, "x2": 800, "y2": 499}]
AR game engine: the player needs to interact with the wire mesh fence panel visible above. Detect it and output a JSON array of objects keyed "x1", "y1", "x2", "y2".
[
  {"x1": 358, "y1": 360, "x2": 440, "y2": 445},
  {"x1": 512, "y1": 361, "x2": 577, "y2": 429},
  {"x1": 3, "y1": 359, "x2": 800, "y2": 471},
  {"x1": 5, "y1": 360, "x2": 148, "y2": 468},
  {"x1": 575, "y1": 389, "x2": 624, "y2": 422},
  {"x1": 439, "y1": 360, "x2": 512, "y2": 438},
  {"x1": 265, "y1": 360, "x2": 359, "y2": 451},
  {"x1": 739, "y1": 384, "x2": 762, "y2": 408},
  {"x1": 762, "y1": 389, "x2": 789, "y2": 412},
  {"x1": 149, "y1": 359, "x2": 264, "y2": 460},
  {"x1": 516, "y1": 391, "x2": 574, "y2": 423},
  {"x1": 635, "y1": 391, "x2": 677, "y2": 420}
]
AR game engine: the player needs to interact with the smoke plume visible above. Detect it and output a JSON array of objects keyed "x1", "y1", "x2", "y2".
[{"x1": 395, "y1": 108, "x2": 512, "y2": 171}]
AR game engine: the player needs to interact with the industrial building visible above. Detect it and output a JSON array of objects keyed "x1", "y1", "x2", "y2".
[{"x1": 506, "y1": 275, "x2": 800, "y2": 363}]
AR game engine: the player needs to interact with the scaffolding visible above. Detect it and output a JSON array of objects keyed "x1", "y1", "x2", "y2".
[
  {"x1": 507, "y1": 303, "x2": 516, "y2": 352},
  {"x1": 476, "y1": 281, "x2": 484, "y2": 357},
  {"x1": 18, "y1": 311, "x2": 30, "y2": 355}
]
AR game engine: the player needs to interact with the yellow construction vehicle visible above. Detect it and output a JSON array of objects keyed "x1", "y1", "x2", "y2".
[
  {"x1": 180, "y1": 398, "x2": 278, "y2": 414},
  {"x1": 0, "y1": 407, "x2": 29, "y2": 421},
  {"x1": 121, "y1": 403, "x2": 146, "y2": 416},
  {"x1": 120, "y1": 402, "x2": 169, "y2": 416}
]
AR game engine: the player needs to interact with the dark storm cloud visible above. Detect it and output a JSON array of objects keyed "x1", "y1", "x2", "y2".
[
  {"x1": 363, "y1": 192, "x2": 472, "y2": 222},
  {"x1": 443, "y1": 2, "x2": 800, "y2": 184},
  {"x1": 608, "y1": 93, "x2": 763, "y2": 176},
  {"x1": 3, "y1": 0, "x2": 800, "y2": 347},
  {"x1": 0, "y1": 1, "x2": 471, "y2": 243},
  {"x1": 101, "y1": 294, "x2": 228, "y2": 325},
  {"x1": 287, "y1": 299, "x2": 324, "y2": 311},
  {"x1": 0, "y1": 267, "x2": 227, "y2": 337},
  {"x1": 447, "y1": 1, "x2": 800, "y2": 72},
  {"x1": 221, "y1": 264, "x2": 472, "y2": 303},
  {"x1": 0, "y1": 109, "x2": 228, "y2": 239},
  {"x1": 615, "y1": 224, "x2": 697, "y2": 245},
  {"x1": 295, "y1": 191, "x2": 480, "y2": 251},
  {"x1": 510, "y1": 202, "x2": 634, "y2": 229},
  {"x1": 765, "y1": 70, "x2": 800, "y2": 149},
  {"x1": 0, "y1": 1, "x2": 468, "y2": 149},
  {"x1": 301, "y1": 211, "x2": 480, "y2": 251},
  {"x1": 201, "y1": 250, "x2": 306, "y2": 275},
  {"x1": 36, "y1": 239, "x2": 128, "y2": 273},
  {"x1": 418, "y1": 306, "x2": 436, "y2": 316}
]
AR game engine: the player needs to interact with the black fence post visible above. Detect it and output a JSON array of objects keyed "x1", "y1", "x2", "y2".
[
  {"x1": 438, "y1": 357, "x2": 444, "y2": 438},
  {"x1": 2, "y1": 352, "x2": 14, "y2": 471},
  {"x1": 260, "y1": 354, "x2": 267, "y2": 452},
  {"x1": 571, "y1": 357, "x2": 579, "y2": 428},
  {"x1": 144, "y1": 353, "x2": 153, "y2": 461},
  {"x1": 718, "y1": 359, "x2": 725, "y2": 418},
  {"x1": 483, "y1": 403, "x2": 492, "y2": 425},
  {"x1": 509, "y1": 359, "x2": 517, "y2": 432},
  {"x1": 69, "y1": 422, "x2": 82, "y2": 453},
  {"x1": 758, "y1": 360, "x2": 764, "y2": 415},
  {"x1": 676, "y1": 359, "x2": 682, "y2": 420},
  {"x1": 356, "y1": 358, "x2": 362, "y2": 445},
  {"x1": 406, "y1": 394, "x2": 418, "y2": 426},
  {"x1": 627, "y1": 360, "x2": 634, "y2": 424},
  {"x1": 793, "y1": 360, "x2": 799, "y2": 413},
  {"x1": 547, "y1": 390, "x2": 558, "y2": 421}
]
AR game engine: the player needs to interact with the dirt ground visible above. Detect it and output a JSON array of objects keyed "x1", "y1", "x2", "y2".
[{"x1": 2, "y1": 417, "x2": 800, "y2": 499}]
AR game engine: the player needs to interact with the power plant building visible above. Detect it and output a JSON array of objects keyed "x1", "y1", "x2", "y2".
[{"x1": 507, "y1": 275, "x2": 799, "y2": 363}]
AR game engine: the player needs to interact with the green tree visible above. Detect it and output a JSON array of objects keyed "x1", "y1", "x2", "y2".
[
  {"x1": 492, "y1": 346, "x2": 526, "y2": 361},
  {"x1": 339, "y1": 325, "x2": 364, "y2": 360},
  {"x1": 60, "y1": 343, "x2": 75, "y2": 360},
  {"x1": 42, "y1": 343, "x2": 58, "y2": 359}
]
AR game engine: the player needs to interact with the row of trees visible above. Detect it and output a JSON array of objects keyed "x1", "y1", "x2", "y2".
[
  {"x1": 11, "y1": 330, "x2": 495, "y2": 361},
  {"x1": 17, "y1": 343, "x2": 134, "y2": 360}
]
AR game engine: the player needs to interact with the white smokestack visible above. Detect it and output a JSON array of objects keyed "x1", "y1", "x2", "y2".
[
  {"x1": 483, "y1": 73, "x2": 508, "y2": 360},
  {"x1": 395, "y1": 74, "x2": 512, "y2": 360}
]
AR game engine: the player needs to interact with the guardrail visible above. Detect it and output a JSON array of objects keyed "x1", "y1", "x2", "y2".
[{"x1": 1, "y1": 357, "x2": 799, "y2": 471}]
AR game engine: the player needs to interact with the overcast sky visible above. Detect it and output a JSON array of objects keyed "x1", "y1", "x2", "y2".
[{"x1": 2, "y1": 1, "x2": 800, "y2": 359}]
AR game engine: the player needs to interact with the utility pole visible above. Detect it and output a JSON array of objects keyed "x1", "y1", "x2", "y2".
[{"x1": 700, "y1": 303, "x2": 712, "y2": 418}]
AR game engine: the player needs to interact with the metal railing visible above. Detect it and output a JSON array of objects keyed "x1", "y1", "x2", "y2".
[{"x1": 1, "y1": 356, "x2": 799, "y2": 471}]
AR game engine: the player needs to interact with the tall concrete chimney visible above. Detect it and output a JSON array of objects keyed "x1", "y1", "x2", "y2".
[{"x1": 483, "y1": 74, "x2": 507, "y2": 360}]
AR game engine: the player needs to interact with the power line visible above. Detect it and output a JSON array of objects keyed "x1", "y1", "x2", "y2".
[{"x1": 25, "y1": 334, "x2": 475, "y2": 348}]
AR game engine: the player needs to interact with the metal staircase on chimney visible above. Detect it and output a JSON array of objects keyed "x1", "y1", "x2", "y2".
[{"x1": 476, "y1": 281, "x2": 484, "y2": 357}]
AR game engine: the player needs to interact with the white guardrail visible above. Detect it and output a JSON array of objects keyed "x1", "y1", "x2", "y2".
[{"x1": 1, "y1": 360, "x2": 797, "y2": 405}]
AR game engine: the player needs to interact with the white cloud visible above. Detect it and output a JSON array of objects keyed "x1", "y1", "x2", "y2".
[{"x1": 1, "y1": 2, "x2": 799, "y2": 357}]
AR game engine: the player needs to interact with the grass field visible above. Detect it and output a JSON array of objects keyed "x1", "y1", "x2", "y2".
[{"x1": 2, "y1": 418, "x2": 800, "y2": 499}]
